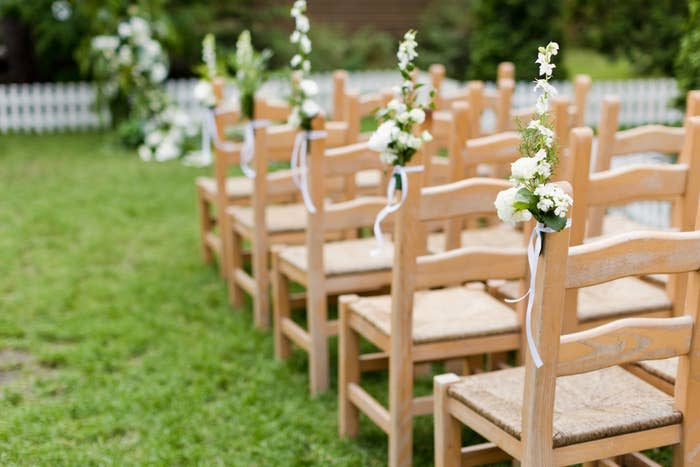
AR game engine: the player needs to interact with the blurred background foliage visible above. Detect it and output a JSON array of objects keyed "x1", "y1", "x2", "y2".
[{"x1": 0, "y1": 0, "x2": 692, "y2": 84}]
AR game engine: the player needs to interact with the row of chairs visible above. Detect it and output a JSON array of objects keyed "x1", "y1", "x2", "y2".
[{"x1": 195, "y1": 65, "x2": 700, "y2": 464}]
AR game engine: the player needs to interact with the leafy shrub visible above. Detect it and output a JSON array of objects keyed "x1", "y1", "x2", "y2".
[
  {"x1": 417, "y1": 0, "x2": 473, "y2": 80},
  {"x1": 675, "y1": 0, "x2": 700, "y2": 109},
  {"x1": 568, "y1": 0, "x2": 686, "y2": 77}
]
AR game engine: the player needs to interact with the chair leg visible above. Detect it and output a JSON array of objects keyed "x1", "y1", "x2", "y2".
[
  {"x1": 434, "y1": 373, "x2": 462, "y2": 467},
  {"x1": 271, "y1": 249, "x2": 291, "y2": 360},
  {"x1": 228, "y1": 229, "x2": 245, "y2": 309},
  {"x1": 251, "y1": 235, "x2": 269, "y2": 329},
  {"x1": 339, "y1": 296, "x2": 360, "y2": 437},
  {"x1": 307, "y1": 286, "x2": 329, "y2": 396},
  {"x1": 389, "y1": 350, "x2": 414, "y2": 466},
  {"x1": 197, "y1": 190, "x2": 214, "y2": 264}
]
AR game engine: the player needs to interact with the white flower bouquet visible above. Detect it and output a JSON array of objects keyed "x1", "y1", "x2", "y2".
[
  {"x1": 231, "y1": 30, "x2": 273, "y2": 120},
  {"x1": 368, "y1": 30, "x2": 434, "y2": 176},
  {"x1": 193, "y1": 34, "x2": 219, "y2": 109},
  {"x1": 287, "y1": 0, "x2": 321, "y2": 130},
  {"x1": 494, "y1": 42, "x2": 572, "y2": 232}
]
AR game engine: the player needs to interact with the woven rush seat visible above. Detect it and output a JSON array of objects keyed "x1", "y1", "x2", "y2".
[
  {"x1": 227, "y1": 203, "x2": 310, "y2": 233},
  {"x1": 196, "y1": 176, "x2": 253, "y2": 201},
  {"x1": 350, "y1": 286, "x2": 519, "y2": 344},
  {"x1": 278, "y1": 237, "x2": 393, "y2": 276},
  {"x1": 636, "y1": 357, "x2": 678, "y2": 385},
  {"x1": 497, "y1": 277, "x2": 670, "y2": 322},
  {"x1": 427, "y1": 223, "x2": 523, "y2": 254},
  {"x1": 447, "y1": 365, "x2": 681, "y2": 448}
]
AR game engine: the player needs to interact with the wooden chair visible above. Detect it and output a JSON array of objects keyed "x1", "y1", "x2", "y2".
[
  {"x1": 271, "y1": 117, "x2": 433, "y2": 395},
  {"x1": 496, "y1": 123, "x2": 700, "y2": 334},
  {"x1": 224, "y1": 95, "x2": 370, "y2": 328},
  {"x1": 338, "y1": 165, "x2": 534, "y2": 465},
  {"x1": 434, "y1": 218, "x2": 700, "y2": 466},
  {"x1": 588, "y1": 91, "x2": 700, "y2": 240},
  {"x1": 196, "y1": 79, "x2": 292, "y2": 277}
]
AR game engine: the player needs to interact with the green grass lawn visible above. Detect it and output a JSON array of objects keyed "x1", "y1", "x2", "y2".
[
  {"x1": 564, "y1": 47, "x2": 638, "y2": 80},
  {"x1": 0, "y1": 132, "x2": 672, "y2": 465}
]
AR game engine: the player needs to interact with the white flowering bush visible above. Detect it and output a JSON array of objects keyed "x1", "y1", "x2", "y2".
[
  {"x1": 287, "y1": 0, "x2": 321, "y2": 130},
  {"x1": 138, "y1": 106, "x2": 198, "y2": 162},
  {"x1": 89, "y1": 15, "x2": 169, "y2": 123},
  {"x1": 368, "y1": 30, "x2": 434, "y2": 168},
  {"x1": 494, "y1": 42, "x2": 572, "y2": 231}
]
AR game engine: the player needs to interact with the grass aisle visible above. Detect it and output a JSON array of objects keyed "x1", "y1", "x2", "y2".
[{"x1": 0, "y1": 133, "x2": 393, "y2": 465}]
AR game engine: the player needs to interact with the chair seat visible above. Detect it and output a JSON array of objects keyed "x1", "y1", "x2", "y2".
[
  {"x1": 447, "y1": 365, "x2": 681, "y2": 448},
  {"x1": 196, "y1": 176, "x2": 253, "y2": 200},
  {"x1": 350, "y1": 286, "x2": 519, "y2": 344},
  {"x1": 278, "y1": 237, "x2": 393, "y2": 276},
  {"x1": 636, "y1": 357, "x2": 678, "y2": 385},
  {"x1": 427, "y1": 223, "x2": 523, "y2": 254},
  {"x1": 356, "y1": 169, "x2": 382, "y2": 189},
  {"x1": 227, "y1": 203, "x2": 308, "y2": 233},
  {"x1": 496, "y1": 277, "x2": 671, "y2": 323}
]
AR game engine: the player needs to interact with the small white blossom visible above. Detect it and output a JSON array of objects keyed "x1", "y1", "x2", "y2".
[
  {"x1": 299, "y1": 79, "x2": 318, "y2": 96},
  {"x1": 300, "y1": 36, "x2": 311, "y2": 54},
  {"x1": 290, "y1": 54, "x2": 302, "y2": 67},
  {"x1": 422, "y1": 130, "x2": 433, "y2": 142},
  {"x1": 301, "y1": 99, "x2": 320, "y2": 117},
  {"x1": 151, "y1": 63, "x2": 168, "y2": 83},
  {"x1": 409, "y1": 108, "x2": 425, "y2": 124},
  {"x1": 495, "y1": 187, "x2": 533, "y2": 225},
  {"x1": 138, "y1": 145, "x2": 152, "y2": 161},
  {"x1": 193, "y1": 79, "x2": 216, "y2": 107}
]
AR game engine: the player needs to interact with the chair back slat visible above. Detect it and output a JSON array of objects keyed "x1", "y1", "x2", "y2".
[
  {"x1": 612, "y1": 125, "x2": 685, "y2": 156},
  {"x1": 324, "y1": 143, "x2": 382, "y2": 177},
  {"x1": 418, "y1": 177, "x2": 512, "y2": 222},
  {"x1": 463, "y1": 131, "x2": 521, "y2": 166},
  {"x1": 415, "y1": 247, "x2": 527, "y2": 289},
  {"x1": 557, "y1": 316, "x2": 693, "y2": 377},
  {"x1": 324, "y1": 197, "x2": 389, "y2": 232},
  {"x1": 565, "y1": 230, "x2": 700, "y2": 290},
  {"x1": 587, "y1": 163, "x2": 688, "y2": 206}
]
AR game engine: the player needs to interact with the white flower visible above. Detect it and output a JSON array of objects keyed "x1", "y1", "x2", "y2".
[
  {"x1": 118, "y1": 46, "x2": 133, "y2": 65},
  {"x1": 534, "y1": 183, "x2": 572, "y2": 217},
  {"x1": 118, "y1": 22, "x2": 132, "y2": 38},
  {"x1": 290, "y1": 54, "x2": 302, "y2": 67},
  {"x1": 138, "y1": 145, "x2": 152, "y2": 161},
  {"x1": 409, "y1": 108, "x2": 425, "y2": 124},
  {"x1": 193, "y1": 80, "x2": 216, "y2": 107},
  {"x1": 92, "y1": 35, "x2": 119, "y2": 52},
  {"x1": 368, "y1": 120, "x2": 397, "y2": 153},
  {"x1": 422, "y1": 130, "x2": 433, "y2": 142},
  {"x1": 397, "y1": 111, "x2": 410, "y2": 124},
  {"x1": 151, "y1": 63, "x2": 168, "y2": 82},
  {"x1": 155, "y1": 140, "x2": 179, "y2": 161},
  {"x1": 302, "y1": 60, "x2": 310, "y2": 73},
  {"x1": 146, "y1": 130, "x2": 164, "y2": 147},
  {"x1": 290, "y1": 31, "x2": 301, "y2": 43},
  {"x1": 296, "y1": 16, "x2": 310, "y2": 33},
  {"x1": 407, "y1": 134, "x2": 423, "y2": 150},
  {"x1": 299, "y1": 79, "x2": 318, "y2": 96},
  {"x1": 387, "y1": 99, "x2": 406, "y2": 114},
  {"x1": 130, "y1": 17, "x2": 150, "y2": 41},
  {"x1": 534, "y1": 79, "x2": 557, "y2": 96},
  {"x1": 397, "y1": 30, "x2": 418, "y2": 70},
  {"x1": 301, "y1": 99, "x2": 320, "y2": 117},
  {"x1": 511, "y1": 156, "x2": 540, "y2": 181},
  {"x1": 495, "y1": 187, "x2": 532, "y2": 225},
  {"x1": 51, "y1": 1, "x2": 72, "y2": 21},
  {"x1": 300, "y1": 35, "x2": 312, "y2": 54},
  {"x1": 380, "y1": 152, "x2": 397, "y2": 165}
]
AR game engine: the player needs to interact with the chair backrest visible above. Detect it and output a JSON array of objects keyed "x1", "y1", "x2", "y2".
[
  {"x1": 566, "y1": 121, "x2": 700, "y2": 327},
  {"x1": 518, "y1": 221, "x2": 700, "y2": 464},
  {"x1": 587, "y1": 92, "x2": 700, "y2": 237}
]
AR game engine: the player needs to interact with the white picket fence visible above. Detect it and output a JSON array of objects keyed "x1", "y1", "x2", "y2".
[{"x1": 0, "y1": 72, "x2": 685, "y2": 133}]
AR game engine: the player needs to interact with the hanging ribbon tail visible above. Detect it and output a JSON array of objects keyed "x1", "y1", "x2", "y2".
[
  {"x1": 200, "y1": 110, "x2": 213, "y2": 166},
  {"x1": 208, "y1": 108, "x2": 239, "y2": 153},
  {"x1": 371, "y1": 165, "x2": 424, "y2": 257},
  {"x1": 290, "y1": 130, "x2": 327, "y2": 214},
  {"x1": 504, "y1": 219, "x2": 571, "y2": 369},
  {"x1": 239, "y1": 120, "x2": 270, "y2": 179}
]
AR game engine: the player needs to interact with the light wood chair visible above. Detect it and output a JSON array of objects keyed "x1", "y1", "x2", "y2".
[
  {"x1": 496, "y1": 123, "x2": 700, "y2": 335},
  {"x1": 197, "y1": 79, "x2": 292, "y2": 277},
  {"x1": 434, "y1": 218, "x2": 700, "y2": 466},
  {"x1": 338, "y1": 166, "x2": 534, "y2": 466},
  {"x1": 588, "y1": 91, "x2": 700, "y2": 240},
  {"x1": 271, "y1": 117, "x2": 434, "y2": 395},
  {"x1": 224, "y1": 95, "x2": 370, "y2": 328}
]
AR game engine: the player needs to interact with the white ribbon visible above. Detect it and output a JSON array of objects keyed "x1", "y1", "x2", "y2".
[
  {"x1": 505, "y1": 219, "x2": 571, "y2": 368},
  {"x1": 239, "y1": 119, "x2": 270, "y2": 178},
  {"x1": 290, "y1": 130, "x2": 327, "y2": 213},
  {"x1": 203, "y1": 110, "x2": 238, "y2": 154},
  {"x1": 371, "y1": 164, "x2": 425, "y2": 256}
]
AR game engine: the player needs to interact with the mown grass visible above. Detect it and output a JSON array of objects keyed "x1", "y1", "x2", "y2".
[
  {"x1": 0, "y1": 132, "x2": 672, "y2": 466},
  {"x1": 564, "y1": 47, "x2": 639, "y2": 80}
]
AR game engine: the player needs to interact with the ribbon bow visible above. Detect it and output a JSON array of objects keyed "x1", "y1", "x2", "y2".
[
  {"x1": 203, "y1": 110, "x2": 238, "y2": 156},
  {"x1": 506, "y1": 219, "x2": 571, "y2": 368},
  {"x1": 371, "y1": 164, "x2": 424, "y2": 256},
  {"x1": 239, "y1": 119, "x2": 270, "y2": 178},
  {"x1": 290, "y1": 130, "x2": 327, "y2": 213}
]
